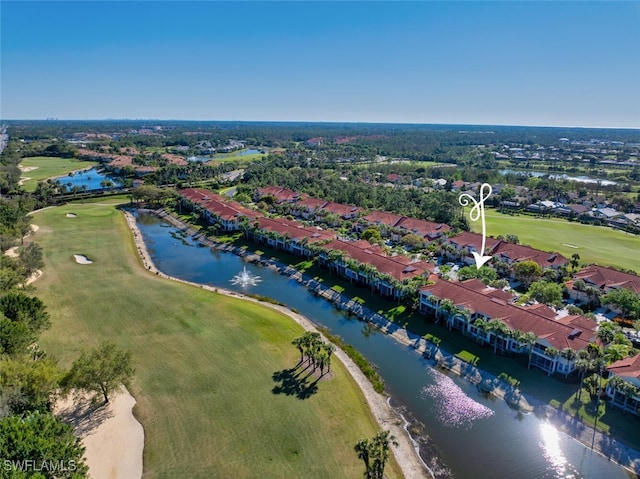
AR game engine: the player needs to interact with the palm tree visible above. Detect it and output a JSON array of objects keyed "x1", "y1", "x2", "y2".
[
  {"x1": 518, "y1": 331, "x2": 537, "y2": 369},
  {"x1": 472, "y1": 318, "x2": 489, "y2": 345},
  {"x1": 291, "y1": 336, "x2": 305, "y2": 363},
  {"x1": 438, "y1": 298, "x2": 457, "y2": 329},
  {"x1": 575, "y1": 349, "x2": 593, "y2": 399},
  {"x1": 604, "y1": 343, "x2": 629, "y2": 364},
  {"x1": 559, "y1": 347, "x2": 578, "y2": 376},
  {"x1": 323, "y1": 343, "x2": 335, "y2": 373},
  {"x1": 570, "y1": 253, "x2": 581, "y2": 271},
  {"x1": 354, "y1": 438, "x2": 372, "y2": 478},
  {"x1": 487, "y1": 319, "x2": 510, "y2": 354},
  {"x1": 354, "y1": 430, "x2": 397, "y2": 479}
]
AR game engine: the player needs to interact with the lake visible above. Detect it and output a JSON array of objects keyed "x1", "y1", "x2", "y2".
[{"x1": 500, "y1": 169, "x2": 618, "y2": 186}]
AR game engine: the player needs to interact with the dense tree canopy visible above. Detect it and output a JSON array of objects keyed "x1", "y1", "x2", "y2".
[{"x1": 0, "y1": 412, "x2": 88, "y2": 479}]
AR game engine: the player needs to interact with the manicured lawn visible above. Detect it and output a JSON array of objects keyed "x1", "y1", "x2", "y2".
[
  {"x1": 471, "y1": 209, "x2": 640, "y2": 272},
  {"x1": 32, "y1": 203, "x2": 401, "y2": 479},
  {"x1": 20, "y1": 156, "x2": 97, "y2": 192}
]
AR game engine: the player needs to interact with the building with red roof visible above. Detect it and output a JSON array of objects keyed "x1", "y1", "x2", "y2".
[
  {"x1": 249, "y1": 217, "x2": 336, "y2": 257},
  {"x1": 568, "y1": 265, "x2": 640, "y2": 303},
  {"x1": 419, "y1": 279, "x2": 598, "y2": 376},
  {"x1": 360, "y1": 211, "x2": 404, "y2": 229},
  {"x1": 319, "y1": 201, "x2": 364, "y2": 220},
  {"x1": 178, "y1": 188, "x2": 260, "y2": 231},
  {"x1": 605, "y1": 353, "x2": 640, "y2": 415},
  {"x1": 393, "y1": 217, "x2": 450, "y2": 242},
  {"x1": 447, "y1": 232, "x2": 502, "y2": 264},
  {"x1": 318, "y1": 239, "x2": 435, "y2": 298},
  {"x1": 256, "y1": 186, "x2": 300, "y2": 203},
  {"x1": 490, "y1": 241, "x2": 568, "y2": 270},
  {"x1": 293, "y1": 195, "x2": 328, "y2": 219}
]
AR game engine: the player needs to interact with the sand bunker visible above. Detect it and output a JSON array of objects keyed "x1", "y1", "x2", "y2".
[
  {"x1": 66, "y1": 213, "x2": 78, "y2": 218},
  {"x1": 74, "y1": 254, "x2": 93, "y2": 264},
  {"x1": 55, "y1": 389, "x2": 143, "y2": 479},
  {"x1": 19, "y1": 166, "x2": 39, "y2": 173}
]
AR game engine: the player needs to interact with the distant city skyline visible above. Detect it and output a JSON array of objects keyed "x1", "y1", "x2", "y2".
[{"x1": 1, "y1": 1, "x2": 639, "y2": 129}]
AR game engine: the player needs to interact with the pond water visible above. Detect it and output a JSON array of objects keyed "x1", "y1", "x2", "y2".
[
  {"x1": 135, "y1": 212, "x2": 633, "y2": 479},
  {"x1": 54, "y1": 167, "x2": 123, "y2": 191},
  {"x1": 500, "y1": 169, "x2": 617, "y2": 186}
]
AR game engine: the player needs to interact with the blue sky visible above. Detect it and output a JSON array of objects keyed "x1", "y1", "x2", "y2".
[{"x1": 1, "y1": 1, "x2": 639, "y2": 127}]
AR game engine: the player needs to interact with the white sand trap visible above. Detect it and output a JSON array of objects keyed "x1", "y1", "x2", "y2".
[
  {"x1": 562, "y1": 243, "x2": 579, "y2": 249},
  {"x1": 4, "y1": 246, "x2": 18, "y2": 258},
  {"x1": 19, "y1": 166, "x2": 39, "y2": 173},
  {"x1": 55, "y1": 390, "x2": 143, "y2": 479},
  {"x1": 66, "y1": 213, "x2": 78, "y2": 218},
  {"x1": 74, "y1": 254, "x2": 93, "y2": 264},
  {"x1": 31, "y1": 224, "x2": 39, "y2": 233}
]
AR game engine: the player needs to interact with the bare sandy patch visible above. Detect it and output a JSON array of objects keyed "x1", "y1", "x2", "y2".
[
  {"x1": 74, "y1": 254, "x2": 93, "y2": 264},
  {"x1": 19, "y1": 165, "x2": 39, "y2": 173},
  {"x1": 5, "y1": 246, "x2": 18, "y2": 258},
  {"x1": 31, "y1": 224, "x2": 39, "y2": 233},
  {"x1": 66, "y1": 213, "x2": 78, "y2": 218},
  {"x1": 55, "y1": 389, "x2": 143, "y2": 479}
]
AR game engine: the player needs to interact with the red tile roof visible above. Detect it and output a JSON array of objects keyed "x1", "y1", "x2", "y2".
[
  {"x1": 419, "y1": 279, "x2": 597, "y2": 352},
  {"x1": 257, "y1": 186, "x2": 300, "y2": 203},
  {"x1": 320, "y1": 239, "x2": 435, "y2": 282},
  {"x1": 255, "y1": 217, "x2": 336, "y2": 243},
  {"x1": 179, "y1": 188, "x2": 260, "y2": 222},
  {"x1": 572, "y1": 265, "x2": 640, "y2": 294},
  {"x1": 362, "y1": 211, "x2": 404, "y2": 228},
  {"x1": 395, "y1": 217, "x2": 451, "y2": 239},
  {"x1": 607, "y1": 354, "x2": 640, "y2": 381},
  {"x1": 296, "y1": 195, "x2": 328, "y2": 211},
  {"x1": 490, "y1": 241, "x2": 567, "y2": 268},
  {"x1": 320, "y1": 201, "x2": 364, "y2": 218},
  {"x1": 448, "y1": 232, "x2": 501, "y2": 252}
]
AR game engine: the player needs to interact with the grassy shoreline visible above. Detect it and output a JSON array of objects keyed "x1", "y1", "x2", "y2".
[{"x1": 33, "y1": 202, "x2": 403, "y2": 479}]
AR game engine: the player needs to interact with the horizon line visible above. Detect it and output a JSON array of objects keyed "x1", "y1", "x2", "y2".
[{"x1": 1, "y1": 118, "x2": 639, "y2": 131}]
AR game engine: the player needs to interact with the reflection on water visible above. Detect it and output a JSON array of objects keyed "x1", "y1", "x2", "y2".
[
  {"x1": 422, "y1": 369, "x2": 494, "y2": 429},
  {"x1": 539, "y1": 422, "x2": 579, "y2": 479}
]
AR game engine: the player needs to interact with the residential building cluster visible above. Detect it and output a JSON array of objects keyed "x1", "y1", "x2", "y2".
[{"x1": 176, "y1": 185, "x2": 640, "y2": 415}]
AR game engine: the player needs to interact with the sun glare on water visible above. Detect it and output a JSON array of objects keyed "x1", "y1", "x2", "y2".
[
  {"x1": 539, "y1": 422, "x2": 580, "y2": 479},
  {"x1": 422, "y1": 370, "x2": 494, "y2": 429}
]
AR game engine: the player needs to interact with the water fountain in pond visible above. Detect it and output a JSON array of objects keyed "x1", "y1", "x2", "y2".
[{"x1": 230, "y1": 266, "x2": 261, "y2": 287}]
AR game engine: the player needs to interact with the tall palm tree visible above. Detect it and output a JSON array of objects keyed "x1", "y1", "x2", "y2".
[
  {"x1": 575, "y1": 353, "x2": 593, "y2": 400},
  {"x1": 560, "y1": 347, "x2": 578, "y2": 376},
  {"x1": 518, "y1": 331, "x2": 537, "y2": 369},
  {"x1": 323, "y1": 343, "x2": 335, "y2": 373},
  {"x1": 438, "y1": 298, "x2": 457, "y2": 330},
  {"x1": 487, "y1": 319, "x2": 510, "y2": 354},
  {"x1": 472, "y1": 318, "x2": 489, "y2": 345},
  {"x1": 354, "y1": 438, "x2": 372, "y2": 478}
]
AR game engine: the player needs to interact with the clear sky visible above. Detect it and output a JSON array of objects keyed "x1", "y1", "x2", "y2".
[{"x1": 1, "y1": 1, "x2": 639, "y2": 128}]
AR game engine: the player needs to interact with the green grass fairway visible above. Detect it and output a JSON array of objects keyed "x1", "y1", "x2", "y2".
[
  {"x1": 20, "y1": 156, "x2": 97, "y2": 192},
  {"x1": 33, "y1": 203, "x2": 401, "y2": 479},
  {"x1": 471, "y1": 210, "x2": 640, "y2": 272}
]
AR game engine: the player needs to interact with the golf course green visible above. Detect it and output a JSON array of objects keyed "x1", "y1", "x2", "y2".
[
  {"x1": 472, "y1": 209, "x2": 640, "y2": 272},
  {"x1": 33, "y1": 201, "x2": 402, "y2": 479}
]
